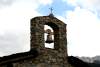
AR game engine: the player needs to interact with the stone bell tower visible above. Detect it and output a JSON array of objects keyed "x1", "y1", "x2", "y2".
[{"x1": 31, "y1": 14, "x2": 69, "y2": 67}]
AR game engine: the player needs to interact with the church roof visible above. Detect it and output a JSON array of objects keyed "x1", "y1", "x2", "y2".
[{"x1": 0, "y1": 49, "x2": 38, "y2": 65}]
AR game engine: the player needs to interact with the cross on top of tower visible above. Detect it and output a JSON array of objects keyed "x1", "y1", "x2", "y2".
[
  {"x1": 49, "y1": 7, "x2": 54, "y2": 17},
  {"x1": 49, "y1": 7, "x2": 53, "y2": 14}
]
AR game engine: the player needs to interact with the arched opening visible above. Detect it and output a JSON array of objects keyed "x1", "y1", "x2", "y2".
[
  {"x1": 44, "y1": 25, "x2": 54, "y2": 49},
  {"x1": 44, "y1": 22, "x2": 60, "y2": 50}
]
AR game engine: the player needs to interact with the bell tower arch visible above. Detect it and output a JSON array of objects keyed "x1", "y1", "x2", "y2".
[{"x1": 31, "y1": 14, "x2": 68, "y2": 67}]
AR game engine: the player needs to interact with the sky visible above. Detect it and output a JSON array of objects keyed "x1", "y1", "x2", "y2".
[{"x1": 0, "y1": 0, "x2": 100, "y2": 57}]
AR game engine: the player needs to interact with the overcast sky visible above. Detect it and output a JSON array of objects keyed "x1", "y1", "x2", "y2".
[{"x1": 0, "y1": 0, "x2": 100, "y2": 57}]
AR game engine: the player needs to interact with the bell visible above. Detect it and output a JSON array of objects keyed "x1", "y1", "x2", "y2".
[{"x1": 45, "y1": 34, "x2": 54, "y2": 44}]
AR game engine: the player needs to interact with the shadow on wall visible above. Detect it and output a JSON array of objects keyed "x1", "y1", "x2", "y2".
[{"x1": 68, "y1": 56, "x2": 90, "y2": 67}]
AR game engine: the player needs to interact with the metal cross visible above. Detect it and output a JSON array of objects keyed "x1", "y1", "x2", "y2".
[{"x1": 49, "y1": 7, "x2": 53, "y2": 14}]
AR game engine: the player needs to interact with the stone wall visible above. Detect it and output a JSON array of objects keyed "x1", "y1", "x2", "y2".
[{"x1": 13, "y1": 49, "x2": 71, "y2": 67}]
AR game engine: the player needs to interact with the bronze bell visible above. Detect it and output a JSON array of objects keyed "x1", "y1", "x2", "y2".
[
  {"x1": 45, "y1": 29, "x2": 54, "y2": 44},
  {"x1": 45, "y1": 34, "x2": 53, "y2": 43}
]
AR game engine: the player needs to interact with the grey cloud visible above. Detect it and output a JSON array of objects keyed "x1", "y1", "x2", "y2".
[
  {"x1": 0, "y1": 32, "x2": 30, "y2": 57},
  {"x1": 0, "y1": 0, "x2": 15, "y2": 8}
]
